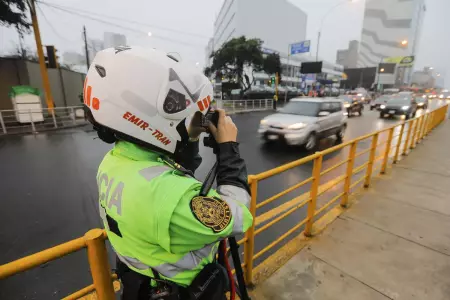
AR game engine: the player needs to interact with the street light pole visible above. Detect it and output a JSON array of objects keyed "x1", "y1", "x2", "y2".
[
  {"x1": 316, "y1": 0, "x2": 356, "y2": 61},
  {"x1": 28, "y1": 0, "x2": 54, "y2": 113}
]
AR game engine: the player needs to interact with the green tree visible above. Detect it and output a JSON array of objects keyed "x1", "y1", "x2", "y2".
[
  {"x1": 263, "y1": 53, "x2": 282, "y2": 83},
  {"x1": 0, "y1": 0, "x2": 31, "y2": 33},
  {"x1": 208, "y1": 36, "x2": 266, "y2": 92}
]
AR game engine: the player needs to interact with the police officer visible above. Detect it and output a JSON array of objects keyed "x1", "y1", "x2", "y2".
[{"x1": 84, "y1": 47, "x2": 253, "y2": 299}]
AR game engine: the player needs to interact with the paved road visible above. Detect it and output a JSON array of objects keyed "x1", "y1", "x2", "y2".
[{"x1": 0, "y1": 102, "x2": 444, "y2": 299}]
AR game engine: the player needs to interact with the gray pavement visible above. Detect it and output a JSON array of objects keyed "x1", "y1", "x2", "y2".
[{"x1": 251, "y1": 121, "x2": 450, "y2": 300}]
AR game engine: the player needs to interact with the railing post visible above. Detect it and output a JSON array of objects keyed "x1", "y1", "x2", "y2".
[
  {"x1": 244, "y1": 176, "x2": 257, "y2": 285},
  {"x1": 304, "y1": 154, "x2": 323, "y2": 237},
  {"x1": 393, "y1": 123, "x2": 405, "y2": 164},
  {"x1": 51, "y1": 108, "x2": 58, "y2": 128},
  {"x1": 29, "y1": 109, "x2": 36, "y2": 133},
  {"x1": 414, "y1": 117, "x2": 423, "y2": 146},
  {"x1": 232, "y1": 100, "x2": 235, "y2": 113},
  {"x1": 71, "y1": 107, "x2": 76, "y2": 125},
  {"x1": 420, "y1": 114, "x2": 427, "y2": 141},
  {"x1": 85, "y1": 229, "x2": 115, "y2": 300},
  {"x1": 0, "y1": 111, "x2": 6, "y2": 134},
  {"x1": 381, "y1": 128, "x2": 394, "y2": 174},
  {"x1": 245, "y1": 100, "x2": 247, "y2": 111},
  {"x1": 341, "y1": 141, "x2": 357, "y2": 207},
  {"x1": 410, "y1": 118, "x2": 419, "y2": 149},
  {"x1": 402, "y1": 121, "x2": 413, "y2": 156},
  {"x1": 364, "y1": 133, "x2": 378, "y2": 188},
  {"x1": 252, "y1": 99, "x2": 255, "y2": 111}
]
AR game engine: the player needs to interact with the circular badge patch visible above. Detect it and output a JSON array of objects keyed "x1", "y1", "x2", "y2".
[{"x1": 190, "y1": 196, "x2": 231, "y2": 233}]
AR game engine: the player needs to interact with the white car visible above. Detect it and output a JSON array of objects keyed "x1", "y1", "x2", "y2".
[{"x1": 258, "y1": 98, "x2": 347, "y2": 150}]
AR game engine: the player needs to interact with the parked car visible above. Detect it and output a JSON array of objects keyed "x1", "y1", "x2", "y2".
[
  {"x1": 258, "y1": 98, "x2": 347, "y2": 150},
  {"x1": 379, "y1": 94, "x2": 418, "y2": 119},
  {"x1": 415, "y1": 96, "x2": 428, "y2": 110},
  {"x1": 370, "y1": 95, "x2": 390, "y2": 110},
  {"x1": 339, "y1": 95, "x2": 364, "y2": 117}
]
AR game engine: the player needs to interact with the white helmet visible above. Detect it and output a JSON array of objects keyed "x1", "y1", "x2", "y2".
[{"x1": 84, "y1": 46, "x2": 213, "y2": 154}]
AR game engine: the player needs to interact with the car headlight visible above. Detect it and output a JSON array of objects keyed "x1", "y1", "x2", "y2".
[
  {"x1": 439, "y1": 95, "x2": 444, "y2": 99},
  {"x1": 418, "y1": 102, "x2": 424, "y2": 106},
  {"x1": 288, "y1": 123, "x2": 307, "y2": 130},
  {"x1": 361, "y1": 97, "x2": 365, "y2": 100},
  {"x1": 401, "y1": 106, "x2": 410, "y2": 110},
  {"x1": 344, "y1": 102, "x2": 350, "y2": 108},
  {"x1": 260, "y1": 119, "x2": 267, "y2": 125},
  {"x1": 380, "y1": 105, "x2": 386, "y2": 109}
]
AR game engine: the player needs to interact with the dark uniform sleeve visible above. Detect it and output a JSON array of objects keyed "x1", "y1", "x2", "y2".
[
  {"x1": 169, "y1": 142, "x2": 253, "y2": 253},
  {"x1": 173, "y1": 140, "x2": 202, "y2": 174}
]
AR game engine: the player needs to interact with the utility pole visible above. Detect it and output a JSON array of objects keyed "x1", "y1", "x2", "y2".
[
  {"x1": 28, "y1": 0, "x2": 54, "y2": 112},
  {"x1": 83, "y1": 26, "x2": 90, "y2": 71}
]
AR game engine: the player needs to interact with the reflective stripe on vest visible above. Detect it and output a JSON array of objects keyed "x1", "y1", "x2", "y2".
[
  {"x1": 115, "y1": 242, "x2": 218, "y2": 278},
  {"x1": 139, "y1": 166, "x2": 172, "y2": 181},
  {"x1": 217, "y1": 185, "x2": 251, "y2": 235}
]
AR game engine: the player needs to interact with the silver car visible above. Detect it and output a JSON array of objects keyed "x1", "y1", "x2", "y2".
[{"x1": 258, "y1": 98, "x2": 348, "y2": 150}]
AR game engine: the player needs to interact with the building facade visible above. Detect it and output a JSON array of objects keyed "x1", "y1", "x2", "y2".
[
  {"x1": 336, "y1": 40, "x2": 359, "y2": 68},
  {"x1": 357, "y1": 0, "x2": 425, "y2": 67},
  {"x1": 207, "y1": 0, "x2": 343, "y2": 88},
  {"x1": 103, "y1": 32, "x2": 127, "y2": 49}
]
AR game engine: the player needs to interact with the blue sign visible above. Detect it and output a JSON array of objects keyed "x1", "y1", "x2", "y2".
[
  {"x1": 290, "y1": 40, "x2": 311, "y2": 55},
  {"x1": 261, "y1": 47, "x2": 278, "y2": 55}
]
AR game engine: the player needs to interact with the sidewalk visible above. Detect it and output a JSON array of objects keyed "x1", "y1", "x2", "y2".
[{"x1": 251, "y1": 122, "x2": 450, "y2": 300}]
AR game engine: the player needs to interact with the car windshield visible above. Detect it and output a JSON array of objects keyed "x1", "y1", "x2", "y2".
[
  {"x1": 387, "y1": 96, "x2": 411, "y2": 105},
  {"x1": 415, "y1": 97, "x2": 426, "y2": 103},
  {"x1": 339, "y1": 95, "x2": 352, "y2": 102},
  {"x1": 374, "y1": 96, "x2": 389, "y2": 103},
  {"x1": 279, "y1": 101, "x2": 320, "y2": 117}
]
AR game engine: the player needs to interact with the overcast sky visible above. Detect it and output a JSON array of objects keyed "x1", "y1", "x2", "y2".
[{"x1": 0, "y1": 0, "x2": 448, "y2": 86}]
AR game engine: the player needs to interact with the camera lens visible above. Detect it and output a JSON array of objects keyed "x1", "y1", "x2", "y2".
[{"x1": 163, "y1": 89, "x2": 186, "y2": 114}]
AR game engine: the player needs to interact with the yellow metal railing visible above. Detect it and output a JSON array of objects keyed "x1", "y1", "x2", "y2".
[{"x1": 0, "y1": 105, "x2": 448, "y2": 299}]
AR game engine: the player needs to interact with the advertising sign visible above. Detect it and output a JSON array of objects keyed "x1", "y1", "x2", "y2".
[
  {"x1": 290, "y1": 40, "x2": 311, "y2": 55},
  {"x1": 383, "y1": 56, "x2": 415, "y2": 67}
]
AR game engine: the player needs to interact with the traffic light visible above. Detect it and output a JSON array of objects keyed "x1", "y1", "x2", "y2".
[
  {"x1": 45, "y1": 45, "x2": 59, "y2": 68},
  {"x1": 271, "y1": 76, "x2": 276, "y2": 85}
]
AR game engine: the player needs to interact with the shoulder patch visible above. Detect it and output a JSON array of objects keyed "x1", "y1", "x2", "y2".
[{"x1": 190, "y1": 196, "x2": 231, "y2": 233}]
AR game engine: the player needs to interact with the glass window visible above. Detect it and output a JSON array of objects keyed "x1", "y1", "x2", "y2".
[
  {"x1": 278, "y1": 101, "x2": 320, "y2": 116},
  {"x1": 331, "y1": 102, "x2": 342, "y2": 112},
  {"x1": 320, "y1": 102, "x2": 332, "y2": 112}
]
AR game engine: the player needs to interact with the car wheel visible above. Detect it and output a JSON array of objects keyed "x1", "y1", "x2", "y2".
[
  {"x1": 336, "y1": 125, "x2": 346, "y2": 142},
  {"x1": 370, "y1": 106, "x2": 374, "y2": 111},
  {"x1": 304, "y1": 133, "x2": 317, "y2": 151},
  {"x1": 405, "y1": 113, "x2": 410, "y2": 120},
  {"x1": 380, "y1": 113, "x2": 384, "y2": 119}
]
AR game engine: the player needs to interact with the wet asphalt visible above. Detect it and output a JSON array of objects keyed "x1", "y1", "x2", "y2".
[{"x1": 0, "y1": 103, "x2": 443, "y2": 299}]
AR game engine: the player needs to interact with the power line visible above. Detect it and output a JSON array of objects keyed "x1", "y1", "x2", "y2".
[
  {"x1": 36, "y1": 3, "x2": 80, "y2": 45},
  {"x1": 37, "y1": 2, "x2": 204, "y2": 48},
  {"x1": 38, "y1": 1, "x2": 210, "y2": 40}
]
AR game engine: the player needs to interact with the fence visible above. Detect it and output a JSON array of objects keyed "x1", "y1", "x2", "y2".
[
  {"x1": 219, "y1": 99, "x2": 273, "y2": 113},
  {"x1": 0, "y1": 104, "x2": 448, "y2": 299},
  {"x1": 0, "y1": 106, "x2": 88, "y2": 135}
]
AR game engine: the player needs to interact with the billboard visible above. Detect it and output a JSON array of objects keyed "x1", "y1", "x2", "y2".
[
  {"x1": 383, "y1": 56, "x2": 415, "y2": 67},
  {"x1": 290, "y1": 40, "x2": 311, "y2": 55},
  {"x1": 301, "y1": 62, "x2": 322, "y2": 74}
]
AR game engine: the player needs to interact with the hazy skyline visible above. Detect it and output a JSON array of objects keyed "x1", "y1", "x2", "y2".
[{"x1": 0, "y1": 0, "x2": 448, "y2": 86}]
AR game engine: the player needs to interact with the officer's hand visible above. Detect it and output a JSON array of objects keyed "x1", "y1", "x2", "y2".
[
  {"x1": 188, "y1": 111, "x2": 206, "y2": 139},
  {"x1": 208, "y1": 109, "x2": 237, "y2": 143}
]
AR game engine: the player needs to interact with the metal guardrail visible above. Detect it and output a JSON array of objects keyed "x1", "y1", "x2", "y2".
[
  {"x1": 0, "y1": 104, "x2": 448, "y2": 299},
  {"x1": 0, "y1": 100, "x2": 273, "y2": 136},
  {"x1": 218, "y1": 99, "x2": 274, "y2": 113},
  {"x1": 0, "y1": 106, "x2": 88, "y2": 135}
]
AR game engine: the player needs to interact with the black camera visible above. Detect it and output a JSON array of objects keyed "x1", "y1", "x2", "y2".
[{"x1": 203, "y1": 110, "x2": 219, "y2": 151}]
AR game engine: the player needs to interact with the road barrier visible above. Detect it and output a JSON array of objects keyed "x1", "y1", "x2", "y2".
[
  {"x1": 218, "y1": 99, "x2": 274, "y2": 113},
  {"x1": 0, "y1": 104, "x2": 448, "y2": 299},
  {"x1": 0, "y1": 106, "x2": 88, "y2": 135}
]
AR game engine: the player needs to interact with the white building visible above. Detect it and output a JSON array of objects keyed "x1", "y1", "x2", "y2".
[
  {"x1": 207, "y1": 0, "x2": 343, "y2": 87},
  {"x1": 336, "y1": 40, "x2": 359, "y2": 68},
  {"x1": 357, "y1": 0, "x2": 426, "y2": 67},
  {"x1": 104, "y1": 32, "x2": 127, "y2": 48}
]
